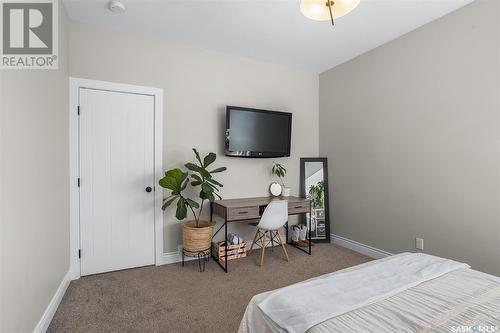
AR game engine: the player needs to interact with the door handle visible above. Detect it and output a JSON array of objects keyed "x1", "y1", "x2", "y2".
[{"x1": 145, "y1": 186, "x2": 152, "y2": 193}]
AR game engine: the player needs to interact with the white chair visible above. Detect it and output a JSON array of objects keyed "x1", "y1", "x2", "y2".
[{"x1": 249, "y1": 200, "x2": 290, "y2": 266}]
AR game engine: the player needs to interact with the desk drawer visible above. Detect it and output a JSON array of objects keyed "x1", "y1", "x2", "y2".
[
  {"x1": 288, "y1": 201, "x2": 310, "y2": 214},
  {"x1": 227, "y1": 206, "x2": 259, "y2": 221}
]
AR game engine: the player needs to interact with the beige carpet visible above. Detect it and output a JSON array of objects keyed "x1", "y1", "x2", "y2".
[{"x1": 48, "y1": 244, "x2": 371, "y2": 333}]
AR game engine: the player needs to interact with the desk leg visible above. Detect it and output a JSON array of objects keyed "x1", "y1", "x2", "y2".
[
  {"x1": 224, "y1": 218, "x2": 228, "y2": 273},
  {"x1": 210, "y1": 202, "x2": 213, "y2": 222},
  {"x1": 210, "y1": 203, "x2": 213, "y2": 260},
  {"x1": 285, "y1": 221, "x2": 289, "y2": 243},
  {"x1": 211, "y1": 220, "x2": 229, "y2": 273},
  {"x1": 308, "y1": 205, "x2": 312, "y2": 255},
  {"x1": 210, "y1": 204, "x2": 229, "y2": 273}
]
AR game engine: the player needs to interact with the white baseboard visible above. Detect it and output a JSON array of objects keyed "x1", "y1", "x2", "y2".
[
  {"x1": 33, "y1": 270, "x2": 71, "y2": 333},
  {"x1": 156, "y1": 246, "x2": 198, "y2": 266},
  {"x1": 331, "y1": 234, "x2": 392, "y2": 259},
  {"x1": 157, "y1": 251, "x2": 181, "y2": 265}
]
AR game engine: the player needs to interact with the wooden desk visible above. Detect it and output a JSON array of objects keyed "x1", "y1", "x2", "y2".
[{"x1": 210, "y1": 196, "x2": 311, "y2": 272}]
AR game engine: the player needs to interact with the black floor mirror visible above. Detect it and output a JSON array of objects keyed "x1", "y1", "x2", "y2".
[{"x1": 300, "y1": 158, "x2": 330, "y2": 243}]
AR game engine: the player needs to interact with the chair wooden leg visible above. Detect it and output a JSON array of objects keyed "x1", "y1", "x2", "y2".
[
  {"x1": 270, "y1": 230, "x2": 275, "y2": 252},
  {"x1": 249, "y1": 229, "x2": 260, "y2": 255},
  {"x1": 260, "y1": 231, "x2": 267, "y2": 266},
  {"x1": 276, "y1": 231, "x2": 289, "y2": 262}
]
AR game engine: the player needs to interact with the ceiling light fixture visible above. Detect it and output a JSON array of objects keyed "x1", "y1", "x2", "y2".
[
  {"x1": 300, "y1": 0, "x2": 360, "y2": 26},
  {"x1": 109, "y1": 0, "x2": 126, "y2": 13}
]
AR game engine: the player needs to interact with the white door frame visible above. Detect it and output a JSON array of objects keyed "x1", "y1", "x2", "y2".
[{"x1": 69, "y1": 77, "x2": 163, "y2": 280}]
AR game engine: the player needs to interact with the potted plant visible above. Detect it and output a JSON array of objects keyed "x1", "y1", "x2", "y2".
[
  {"x1": 272, "y1": 162, "x2": 291, "y2": 197},
  {"x1": 159, "y1": 148, "x2": 226, "y2": 252},
  {"x1": 309, "y1": 181, "x2": 324, "y2": 209}
]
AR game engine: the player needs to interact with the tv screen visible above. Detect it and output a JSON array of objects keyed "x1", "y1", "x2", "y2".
[{"x1": 225, "y1": 106, "x2": 292, "y2": 158}]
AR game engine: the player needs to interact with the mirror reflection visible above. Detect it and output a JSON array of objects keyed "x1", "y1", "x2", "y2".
[{"x1": 301, "y1": 158, "x2": 330, "y2": 242}]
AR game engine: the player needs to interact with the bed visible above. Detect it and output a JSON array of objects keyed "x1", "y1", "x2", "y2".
[{"x1": 238, "y1": 253, "x2": 500, "y2": 333}]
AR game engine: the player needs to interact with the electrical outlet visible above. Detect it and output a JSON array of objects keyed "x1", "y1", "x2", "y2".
[{"x1": 415, "y1": 238, "x2": 424, "y2": 250}]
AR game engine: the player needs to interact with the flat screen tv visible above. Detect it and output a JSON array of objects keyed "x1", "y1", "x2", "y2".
[{"x1": 225, "y1": 106, "x2": 292, "y2": 158}]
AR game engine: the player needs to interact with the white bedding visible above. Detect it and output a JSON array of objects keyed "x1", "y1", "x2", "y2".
[
  {"x1": 258, "y1": 253, "x2": 468, "y2": 333},
  {"x1": 239, "y1": 254, "x2": 500, "y2": 333}
]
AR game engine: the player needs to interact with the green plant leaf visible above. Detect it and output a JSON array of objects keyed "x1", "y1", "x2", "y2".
[
  {"x1": 180, "y1": 178, "x2": 189, "y2": 191},
  {"x1": 199, "y1": 189, "x2": 208, "y2": 200},
  {"x1": 159, "y1": 168, "x2": 186, "y2": 192},
  {"x1": 186, "y1": 162, "x2": 211, "y2": 178},
  {"x1": 201, "y1": 183, "x2": 213, "y2": 193},
  {"x1": 206, "y1": 178, "x2": 223, "y2": 187},
  {"x1": 210, "y1": 167, "x2": 227, "y2": 173},
  {"x1": 272, "y1": 163, "x2": 286, "y2": 177},
  {"x1": 203, "y1": 152, "x2": 216, "y2": 167},
  {"x1": 200, "y1": 188, "x2": 215, "y2": 202},
  {"x1": 200, "y1": 169, "x2": 212, "y2": 179},
  {"x1": 190, "y1": 181, "x2": 202, "y2": 186},
  {"x1": 176, "y1": 197, "x2": 188, "y2": 220},
  {"x1": 185, "y1": 198, "x2": 200, "y2": 209},
  {"x1": 192, "y1": 148, "x2": 203, "y2": 166},
  {"x1": 162, "y1": 196, "x2": 178, "y2": 210},
  {"x1": 200, "y1": 185, "x2": 214, "y2": 199},
  {"x1": 206, "y1": 182, "x2": 220, "y2": 191},
  {"x1": 172, "y1": 168, "x2": 187, "y2": 180},
  {"x1": 190, "y1": 174, "x2": 202, "y2": 182},
  {"x1": 185, "y1": 162, "x2": 201, "y2": 172}
]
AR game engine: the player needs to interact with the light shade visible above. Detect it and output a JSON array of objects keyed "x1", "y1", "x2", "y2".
[{"x1": 300, "y1": 0, "x2": 360, "y2": 21}]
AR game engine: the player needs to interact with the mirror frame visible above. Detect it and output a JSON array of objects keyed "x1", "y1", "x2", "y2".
[{"x1": 300, "y1": 157, "x2": 331, "y2": 243}]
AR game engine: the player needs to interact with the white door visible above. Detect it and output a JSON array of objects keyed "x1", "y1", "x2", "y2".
[{"x1": 79, "y1": 88, "x2": 155, "y2": 276}]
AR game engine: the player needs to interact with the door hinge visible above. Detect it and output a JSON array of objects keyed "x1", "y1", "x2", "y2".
[
  {"x1": 77, "y1": 106, "x2": 80, "y2": 115},
  {"x1": 77, "y1": 178, "x2": 80, "y2": 187},
  {"x1": 78, "y1": 249, "x2": 81, "y2": 259}
]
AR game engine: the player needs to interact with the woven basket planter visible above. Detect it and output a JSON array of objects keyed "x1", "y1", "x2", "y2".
[{"x1": 182, "y1": 220, "x2": 215, "y2": 252}]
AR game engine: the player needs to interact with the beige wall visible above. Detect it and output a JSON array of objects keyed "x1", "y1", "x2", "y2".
[
  {"x1": 320, "y1": 0, "x2": 500, "y2": 276},
  {"x1": 69, "y1": 22, "x2": 319, "y2": 252},
  {"x1": 0, "y1": 2, "x2": 70, "y2": 332}
]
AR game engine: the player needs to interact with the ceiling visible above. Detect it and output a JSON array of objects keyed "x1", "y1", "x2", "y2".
[{"x1": 63, "y1": 0, "x2": 474, "y2": 73}]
